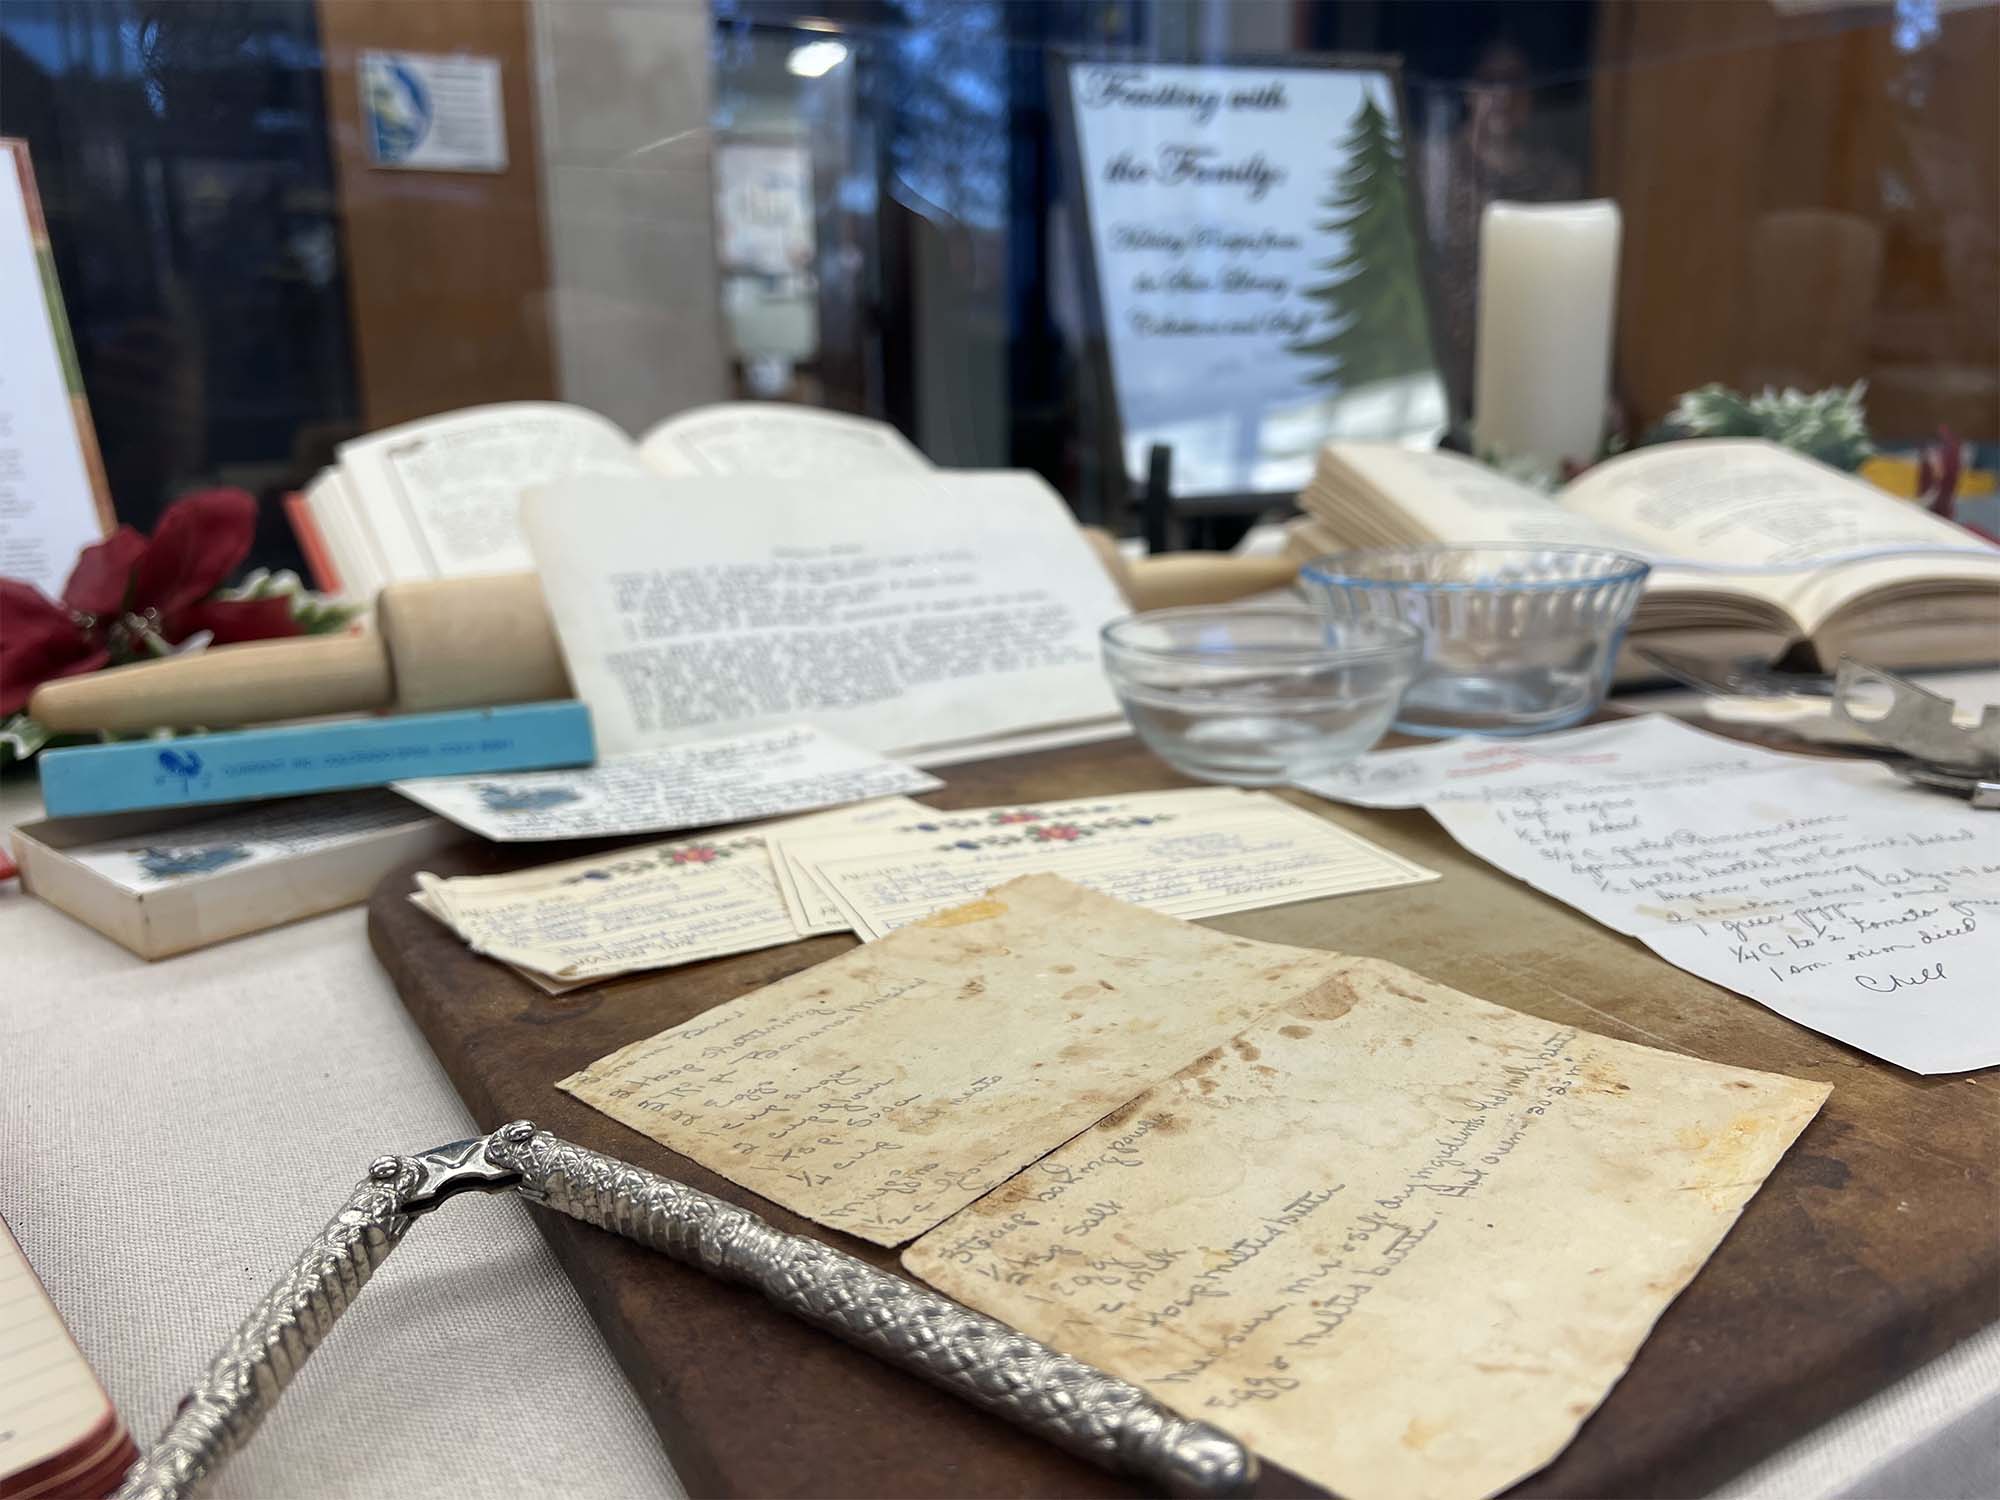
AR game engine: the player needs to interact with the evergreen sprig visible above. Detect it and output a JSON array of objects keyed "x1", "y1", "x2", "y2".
[{"x1": 1654, "y1": 381, "x2": 1873, "y2": 471}]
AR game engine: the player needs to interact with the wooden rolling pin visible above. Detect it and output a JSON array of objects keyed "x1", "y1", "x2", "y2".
[{"x1": 30, "y1": 547, "x2": 1300, "y2": 733}]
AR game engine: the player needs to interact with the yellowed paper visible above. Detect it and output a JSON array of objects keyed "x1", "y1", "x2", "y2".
[
  {"x1": 767, "y1": 788, "x2": 1247, "y2": 937},
  {"x1": 407, "y1": 889, "x2": 589, "y2": 995},
  {"x1": 757, "y1": 794, "x2": 937, "y2": 935},
  {"x1": 418, "y1": 831, "x2": 795, "y2": 980},
  {"x1": 558, "y1": 874, "x2": 1353, "y2": 1246},
  {"x1": 905, "y1": 957, "x2": 1829, "y2": 1500},
  {"x1": 815, "y1": 795, "x2": 1438, "y2": 940}
]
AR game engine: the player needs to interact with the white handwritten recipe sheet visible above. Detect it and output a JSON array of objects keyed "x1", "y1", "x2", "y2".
[
  {"x1": 1303, "y1": 715, "x2": 2000, "y2": 1074},
  {"x1": 906, "y1": 957, "x2": 1828, "y2": 1500}
]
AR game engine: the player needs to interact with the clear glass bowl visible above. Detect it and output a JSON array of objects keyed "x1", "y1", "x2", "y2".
[
  {"x1": 1299, "y1": 545, "x2": 1651, "y2": 737},
  {"x1": 1101, "y1": 607, "x2": 1423, "y2": 786}
]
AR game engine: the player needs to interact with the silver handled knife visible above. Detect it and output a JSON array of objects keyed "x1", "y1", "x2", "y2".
[{"x1": 113, "y1": 1121, "x2": 1256, "y2": 1500}]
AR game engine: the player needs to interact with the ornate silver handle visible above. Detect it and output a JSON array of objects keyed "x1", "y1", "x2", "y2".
[
  {"x1": 113, "y1": 1156, "x2": 425, "y2": 1500},
  {"x1": 118, "y1": 1125, "x2": 1255, "y2": 1500},
  {"x1": 485, "y1": 1121, "x2": 1256, "y2": 1497}
]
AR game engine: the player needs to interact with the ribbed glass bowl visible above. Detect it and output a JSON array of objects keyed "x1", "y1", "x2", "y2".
[
  {"x1": 1299, "y1": 544, "x2": 1651, "y2": 737},
  {"x1": 1101, "y1": 606, "x2": 1423, "y2": 785}
]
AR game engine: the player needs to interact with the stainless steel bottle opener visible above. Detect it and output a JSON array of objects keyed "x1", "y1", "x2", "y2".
[{"x1": 112, "y1": 1121, "x2": 1257, "y2": 1500}]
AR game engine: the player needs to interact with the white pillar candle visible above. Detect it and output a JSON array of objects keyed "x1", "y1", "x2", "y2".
[{"x1": 1474, "y1": 200, "x2": 1622, "y2": 471}]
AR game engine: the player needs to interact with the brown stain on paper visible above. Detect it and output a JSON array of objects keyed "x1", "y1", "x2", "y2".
[
  {"x1": 1401, "y1": 1416, "x2": 1446, "y2": 1452},
  {"x1": 920, "y1": 897, "x2": 1008, "y2": 928}
]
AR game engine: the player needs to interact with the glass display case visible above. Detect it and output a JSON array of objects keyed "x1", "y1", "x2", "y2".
[{"x1": 3, "y1": 0, "x2": 1993, "y2": 570}]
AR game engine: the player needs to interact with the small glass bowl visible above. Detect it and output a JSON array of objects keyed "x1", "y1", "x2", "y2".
[
  {"x1": 1101, "y1": 606, "x2": 1423, "y2": 786},
  {"x1": 1300, "y1": 544, "x2": 1651, "y2": 737}
]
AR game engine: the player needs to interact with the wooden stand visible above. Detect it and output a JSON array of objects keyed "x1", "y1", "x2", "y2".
[{"x1": 369, "y1": 735, "x2": 1998, "y2": 1499}]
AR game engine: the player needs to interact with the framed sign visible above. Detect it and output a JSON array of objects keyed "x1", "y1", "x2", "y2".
[
  {"x1": 1054, "y1": 54, "x2": 1445, "y2": 499},
  {"x1": 0, "y1": 138, "x2": 113, "y2": 601}
]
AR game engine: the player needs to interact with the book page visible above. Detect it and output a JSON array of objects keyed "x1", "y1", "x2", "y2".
[
  {"x1": 1559, "y1": 439, "x2": 1999, "y2": 568},
  {"x1": 337, "y1": 402, "x2": 648, "y2": 582},
  {"x1": 558, "y1": 874, "x2": 1354, "y2": 1246},
  {"x1": 1764, "y1": 548, "x2": 2000, "y2": 640},
  {"x1": 1304, "y1": 715, "x2": 2000, "y2": 1074},
  {"x1": 1323, "y1": 445, "x2": 1644, "y2": 551},
  {"x1": 638, "y1": 402, "x2": 930, "y2": 478},
  {"x1": 392, "y1": 723, "x2": 939, "y2": 841},
  {"x1": 1, "y1": 1215, "x2": 111, "y2": 1485},
  {"x1": 520, "y1": 471, "x2": 1128, "y2": 758},
  {"x1": 906, "y1": 959, "x2": 1827, "y2": 1500}
]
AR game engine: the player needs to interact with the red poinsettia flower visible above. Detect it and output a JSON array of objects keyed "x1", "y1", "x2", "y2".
[
  {"x1": 0, "y1": 579, "x2": 109, "y2": 716},
  {"x1": 0, "y1": 487, "x2": 300, "y2": 717}
]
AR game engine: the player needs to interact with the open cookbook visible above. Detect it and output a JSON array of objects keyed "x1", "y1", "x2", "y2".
[
  {"x1": 282, "y1": 398, "x2": 1134, "y2": 766},
  {"x1": 1287, "y1": 439, "x2": 2000, "y2": 670},
  {"x1": 287, "y1": 400, "x2": 931, "y2": 598}
]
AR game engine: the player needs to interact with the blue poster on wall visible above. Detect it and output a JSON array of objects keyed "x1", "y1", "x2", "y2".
[{"x1": 360, "y1": 50, "x2": 508, "y2": 174}]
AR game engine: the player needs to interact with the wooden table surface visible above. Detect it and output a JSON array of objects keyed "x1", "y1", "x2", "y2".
[{"x1": 368, "y1": 734, "x2": 1998, "y2": 1499}]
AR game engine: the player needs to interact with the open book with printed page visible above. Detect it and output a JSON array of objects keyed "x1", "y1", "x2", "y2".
[
  {"x1": 287, "y1": 401, "x2": 931, "y2": 599},
  {"x1": 518, "y1": 470, "x2": 1133, "y2": 766},
  {"x1": 1285, "y1": 438, "x2": 2000, "y2": 673}
]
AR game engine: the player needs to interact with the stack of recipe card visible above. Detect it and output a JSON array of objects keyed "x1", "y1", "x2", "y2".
[{"x1": 414, "y1": 786, "x2": 1439, "y2": 988}]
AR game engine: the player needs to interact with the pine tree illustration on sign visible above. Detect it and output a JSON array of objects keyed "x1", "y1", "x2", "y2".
[{"x1": 1286, "y1": 96, "x2": 1432, "y2": 387}]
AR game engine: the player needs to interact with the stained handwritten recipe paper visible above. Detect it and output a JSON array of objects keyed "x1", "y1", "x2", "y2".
[
  {"x1": 393, "y1": 723, "x2": 940, "y2": 841},
  {"x1": 906, "y1": 957, "x2": 1828, "y2": 1500},
  {"x1": 1303, "y1": 714, "x2": 2000, "y2": 1074},
  {"x1": 559, "y1": 875, "x2": 1360, "y2": 1246}
]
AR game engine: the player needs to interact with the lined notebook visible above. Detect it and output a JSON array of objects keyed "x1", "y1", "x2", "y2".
[{"x1": 1, "y1": 1216, "x2": 135, "y2": 1499}]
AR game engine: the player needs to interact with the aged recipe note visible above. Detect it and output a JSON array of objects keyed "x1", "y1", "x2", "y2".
[
  {"x1": 558, "y1": 874, "x2": 1354, "y2": 1245},
  {"x1": 906, "y1": 957, "x2": 1828, "y2": 1500}
]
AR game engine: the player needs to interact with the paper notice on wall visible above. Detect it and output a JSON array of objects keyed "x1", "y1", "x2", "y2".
[
  {"x1": 1301, "y1": 715, "x2": 2000, "y2": 1073},
  {"x1": 520, "y1": 471, "x2": 1128, "y2": 760},
  {"x1": 907, "y1": 957, "x2": 1828, "y2": 1500},
  {"x1": 360, "y1": 51, "x2": 507, "y2": 173}
]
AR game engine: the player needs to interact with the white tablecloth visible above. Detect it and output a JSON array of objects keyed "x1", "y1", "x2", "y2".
[{"x1": 3, "y1": 778, "x2": 1994, "y2": 1499}]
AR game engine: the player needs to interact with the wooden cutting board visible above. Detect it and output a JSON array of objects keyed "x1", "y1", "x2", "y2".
[{"x1": 368, "y1": 734, "x2": 1999, "y2": 1499}]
